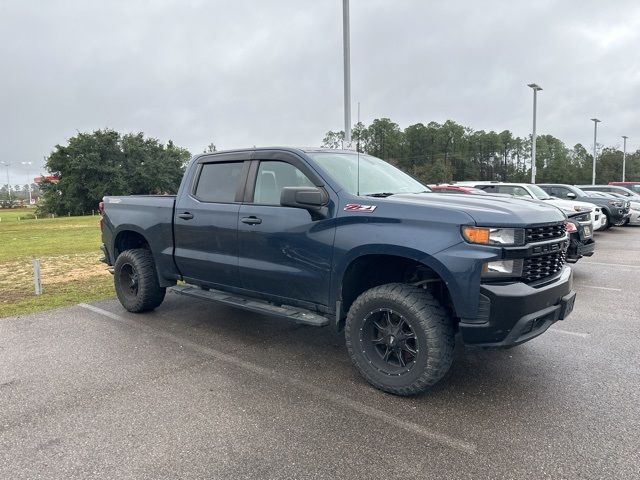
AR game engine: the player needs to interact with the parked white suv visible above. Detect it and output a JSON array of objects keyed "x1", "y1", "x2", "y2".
[{"x1": 457, "y1": 182, "x2": 606, "y2": 230}]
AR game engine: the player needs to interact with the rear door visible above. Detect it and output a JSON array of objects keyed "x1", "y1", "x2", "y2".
[
  {"x1": 173, "y1": 153, "x2": 250, "y2": 288},
  {"x1": 237, "y1": 151, "x2": 336, "y2": 307}
]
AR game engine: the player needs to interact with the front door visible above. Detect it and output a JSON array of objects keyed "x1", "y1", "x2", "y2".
[{"x1": 237, "y1": 158, "x2": 335, "y2": 307}]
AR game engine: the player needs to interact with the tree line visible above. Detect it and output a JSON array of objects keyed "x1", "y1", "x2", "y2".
[
  {"x1": 322, "y1": 118, "x2": 639, "y2": 185},
  {"x1": 37, "y1": 129, "x2": 191, "y2": 216}
]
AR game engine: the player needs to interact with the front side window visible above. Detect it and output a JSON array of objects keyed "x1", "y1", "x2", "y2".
[
  {"x1": 194, "y1": 162, "x2": 244, "y2": 202},
  {"x1": 498, "y1": 186, "x2": 532, "y2": 198},
  {"x1": 528, "y1": 185, "x2": 551, "y2": 200},
  {"x1": 551, "y1": 187, "x2": 570, "y2": 197},
  {"x1": 254, "y1": 161, "x2": 314, "y2": 205}
]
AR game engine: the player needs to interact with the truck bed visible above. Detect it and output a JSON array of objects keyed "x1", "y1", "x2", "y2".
[{"x1": 102, "y1": 195, "x2": 178, "y2": 283}]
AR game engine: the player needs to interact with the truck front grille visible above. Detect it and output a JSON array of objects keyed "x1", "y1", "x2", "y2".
[
  {"x1": 522, "y1": 250, "x2": 566, "y2": 283},
  {"x1": 525, "y1": 223, "x2": 566, "y2": 243}
]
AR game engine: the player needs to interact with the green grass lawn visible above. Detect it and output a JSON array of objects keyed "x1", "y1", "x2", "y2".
[{"x1": 0, "y1": 209, "x2": 114, "y2": 318}]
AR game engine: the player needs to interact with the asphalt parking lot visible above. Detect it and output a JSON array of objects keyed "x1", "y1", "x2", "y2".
[{"x1": 1, "y1": 227, "x2": 639, "y2": 480}]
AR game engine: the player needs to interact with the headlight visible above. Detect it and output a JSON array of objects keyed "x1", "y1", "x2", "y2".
[
  {"x1": 461, "y1": 226, "x2": 522, "y2": 246},
  {"x1": 565, "y1": 222, "x2": 578, "y2": 233},
  {"x1": 482, "y1": 259, "x2": 524, "y2": 278},
  {"x1": 573, "y1": 205, "x2": 589, "y2": 212},
  {"x1": 609, "y1": 200, "x2": 623, "y2": 207}
]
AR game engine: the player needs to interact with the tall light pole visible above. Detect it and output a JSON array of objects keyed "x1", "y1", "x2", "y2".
[
  {"x1": 0, "y1": 162, "x2": 11, "y2": 203},
  {"x1": 591, "y1": 118, "x2": 601, "y2": 185},
  {"x1": 21, "y1": 161, "x2": 33, "y2": 205},
  {"x1": 342, "y1": 0, "x2": 352, "y2": 147},
  {"x1": 622, "y1": 136, "x2": 628, "y2": 182},
  {"x1": 527, "y1": 83, "x2": 542, "y2": 183}
]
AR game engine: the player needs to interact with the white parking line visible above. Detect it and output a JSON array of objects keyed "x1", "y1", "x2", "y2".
[
  {"x1": 575, "y1": 285, "x2": 622, "y2": 292},
  {"x1": 549, "y1": 328, "x2": 590, "y2": 338},
  {"x1": 580, "y1": 261, "x2": 640, "y2": 268},
  {"x1": 79, "y1": 303, "x2": 477, "y2": 454}
]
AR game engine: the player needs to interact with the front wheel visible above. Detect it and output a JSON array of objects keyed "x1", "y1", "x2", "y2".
[
  {"x1": 114, "y1": 248, "x2": 166, "y2": 313},
  {"x1": 345, "y1": 283, "x2": 455, "y2": 396}
]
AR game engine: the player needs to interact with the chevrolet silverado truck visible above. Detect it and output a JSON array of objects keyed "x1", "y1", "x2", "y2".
[{"x1": 100, "y1": 148, "x2": 576, "y2": 396}]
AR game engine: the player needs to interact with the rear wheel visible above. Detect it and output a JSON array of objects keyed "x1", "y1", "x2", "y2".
[
  {"x1": 114, "y1": 248, "x2": 166, "y2": 313},
  {"x1": 345, "y1": 283, "x2": 455, "y2": 396}
]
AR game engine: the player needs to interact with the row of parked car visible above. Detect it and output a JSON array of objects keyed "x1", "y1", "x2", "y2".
[{"x1": 429, "y1": 181, "x2": 640, "y2": 264}]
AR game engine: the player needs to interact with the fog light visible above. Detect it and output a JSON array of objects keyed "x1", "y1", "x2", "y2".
[{"x1": 482, "y1": 259, "x2": 523, "y2": 278}]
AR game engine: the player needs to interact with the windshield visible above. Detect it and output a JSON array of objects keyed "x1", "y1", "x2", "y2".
[
  {"x1": 628, "y1": 185, "x2": 640, "y2": 194},
  {"x1": 308, "y1": 152, "x2": 429, "y2": 196},
  {"x1": 529, "y1": 184, "x2": 552, "y2": 200}
]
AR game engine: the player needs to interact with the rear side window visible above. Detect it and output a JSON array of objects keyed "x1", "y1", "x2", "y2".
[{"x1": 195, "y1": 162, "x2": 244, "y2": 202}]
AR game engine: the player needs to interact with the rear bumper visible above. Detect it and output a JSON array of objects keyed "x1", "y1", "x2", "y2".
[{"x1": 460, "y1": 266, "x2": 575, "y2": 348}]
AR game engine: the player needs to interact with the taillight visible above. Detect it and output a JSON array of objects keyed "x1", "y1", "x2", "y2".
[{"x1": 98, "y1": 201, "x2": 105, "y2": 231}]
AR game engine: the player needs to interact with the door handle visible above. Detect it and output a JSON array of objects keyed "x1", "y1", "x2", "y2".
[
  {"x1": 178, "y1": 212, "x2": 194, "y2": 220},
  {"x1": 241, "y1": 216, "x2": 262, "y2": 225}
]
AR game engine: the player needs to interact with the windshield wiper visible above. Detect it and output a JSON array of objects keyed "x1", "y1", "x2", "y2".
[{"x1": 365, "y1": 192, "x2": 396, "y2": 197}]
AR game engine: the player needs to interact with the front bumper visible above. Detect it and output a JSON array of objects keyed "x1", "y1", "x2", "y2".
[
  {"x1": 460, "y1": 266, "x2": 575, "y2": 348},
  {"x1": 566, "y1": 236, "x2": 595, "y2": 262},
  {"x1": 628, "y1": 210, "x2": 640, "y2": 225},
  {"x1": 610, "y1": 209, "x2": 629, "y2": 223}
]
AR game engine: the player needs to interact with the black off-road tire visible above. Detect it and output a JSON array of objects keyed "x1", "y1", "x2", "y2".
[
  {"x1": 602, "y1": 212, "x2": 612, "y2": 230},
  {"x1": 345, "y1": 283, "x2": 455, "y2": 396},
  {"x1": 114, "y1": 248, "x2": 166, "y2": 313}
]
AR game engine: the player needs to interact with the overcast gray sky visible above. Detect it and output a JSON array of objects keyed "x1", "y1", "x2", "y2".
[{"x1": 1, "y1": 0, "x2": 640, "y2": 182}]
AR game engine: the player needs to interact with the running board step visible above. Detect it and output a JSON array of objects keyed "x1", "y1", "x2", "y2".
[{"x1": 168, "y1": 285, "x2": 329, "y2": 327}]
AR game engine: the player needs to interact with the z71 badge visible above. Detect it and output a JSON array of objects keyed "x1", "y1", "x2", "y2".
[{"x1": 344, "y1": 204, "x2": 377, "y2": 213}]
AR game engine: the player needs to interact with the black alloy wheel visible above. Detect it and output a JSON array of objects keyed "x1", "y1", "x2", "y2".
[{"x1": 360, "y1": 308, "x2": 419, "y2": 375}]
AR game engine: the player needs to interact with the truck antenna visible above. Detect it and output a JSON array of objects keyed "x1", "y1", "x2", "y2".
[{"x1": 357, "y1": 101, "x2": 360, "y2": 196}]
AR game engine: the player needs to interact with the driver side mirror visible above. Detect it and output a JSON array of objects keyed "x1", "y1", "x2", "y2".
[
  {"x1": 281, "y1": 187, "x2": 328, "y2": 213},
  {"x1": 566, "y1": 192, "x2": 577, "y2": 199}
]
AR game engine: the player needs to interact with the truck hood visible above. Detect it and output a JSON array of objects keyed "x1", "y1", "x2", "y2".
[{"x1": 386, "y1": 192, "x2": 566, "y2": 226}]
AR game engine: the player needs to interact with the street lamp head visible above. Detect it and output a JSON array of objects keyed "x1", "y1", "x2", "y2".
[
  {"x1": 622, "y1": 135, "x2": 629, "y2": 140},
  {"x1": 591, "y1": 118, "x2": 601, "y2": 123},
  {"x1": 527, "y1": 83, "x2": 542, "y2": 91}
]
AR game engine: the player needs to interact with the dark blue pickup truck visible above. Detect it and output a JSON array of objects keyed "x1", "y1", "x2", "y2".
[{"x1": 100, "y1": 147, "x2": 576, "y2": 395}]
